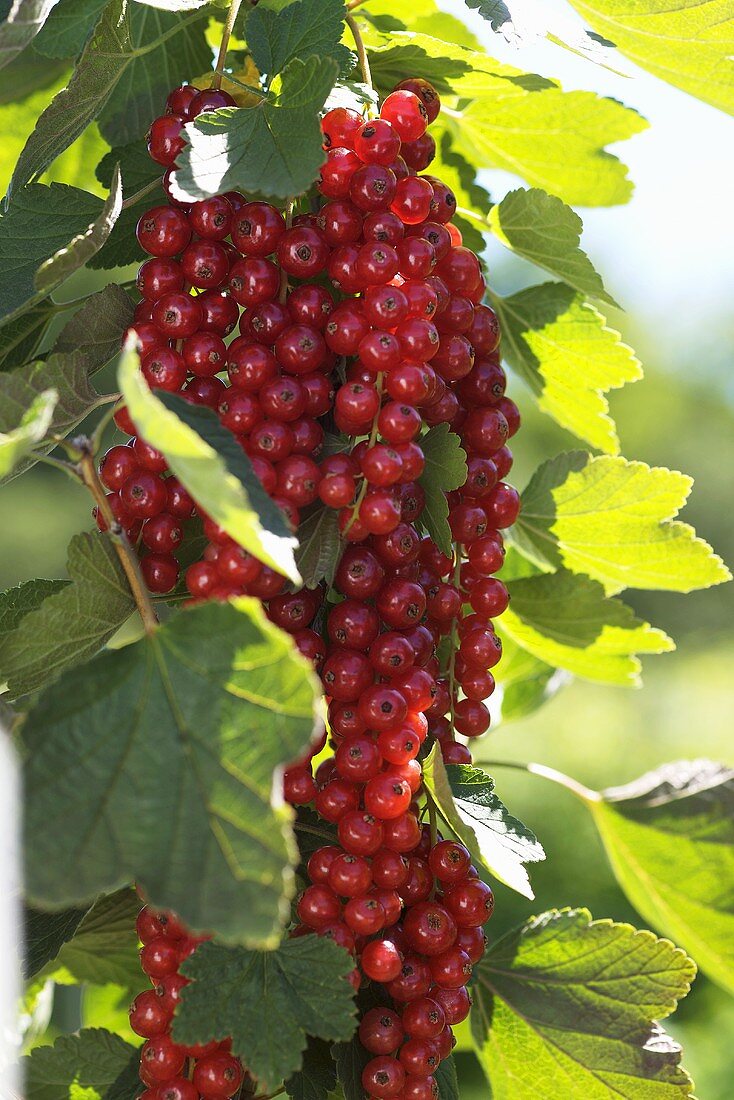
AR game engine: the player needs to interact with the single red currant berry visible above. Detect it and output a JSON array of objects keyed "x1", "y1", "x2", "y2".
[{"x1": 192, "y1": 1052, "x2": 244, "y2": 1099}]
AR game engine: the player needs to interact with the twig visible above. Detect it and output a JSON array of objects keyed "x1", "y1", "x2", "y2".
[
  {"x1": 121, "y1": 178, "x2": 160, "y2": 210},
  {"x1": 75, "y1": 442, "x2": 159, "y2": 636},
  {"x1": 480, "y1": 760, "x2": 600, "y2": 804},
  {"x1": 214, "y1": 0, "x2": 245, "y2": 91},
  {"x1": 346, "y1": 13, "x2": 373, "y2": 90},
  {"x1": 279, "y1": 199, "x2": 294, "y2": 303}
]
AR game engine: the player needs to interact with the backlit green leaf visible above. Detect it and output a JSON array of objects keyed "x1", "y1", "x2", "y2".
[
  {"x1": 492, "y1": 283, "x2": 641, "y2": 454},
  {"x1": 501, "y1": 570, "x2": 673, "y2": 685},
  {"x1": 49, "y1": 887, "x2": 144, "y2": 992},
  {"x1": 0, "y1": 0, "x2": 59, "y2": 71},
  {"x1": 0, "y1": 387, "x2": 56, "y2": 477},
  {"x1": 24, "y1": 598, "x2": 320, "y2": 945},
  {"x1": 423, "y1": 747, "x2": 545, "y2": 898},
  {"x1": 513, "y1": 451, "x2": 731, "y2": 591},
  {"x1": 591, "y1": 760, "x2": 734, "y2": 996},
  {"x1": 24, "y1": 1028, "x2": 138, "y2": 1100},
  {"x1": 245, "y1": 0, "x2": 347, "y2": 77},
  {"x1": 173, "y1": 937, "x2": 356, "y2": 1091},
  {"x1": 565, "y1": 0, "x2": 734, "y2": 115},
  {"x1": 119, "y1": 344, "x2": 300, "y2": 583},
  {"x1": 472, "y1": 908, "x2": 695, "y2": 1098},
  {"x1": 494, "y1": 632, "x2": 565, "y2": 720}
]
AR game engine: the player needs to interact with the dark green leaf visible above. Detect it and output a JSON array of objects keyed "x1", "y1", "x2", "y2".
[
  {"x1": 0, "y1": 181, "x2": 119, "y2": 327},
  {"x1": 435, "y1": 1054, "x2": 459, "y2": 1100},
  {"x1": 512, "y1": 451, "x2": 731, "y2": 592},
  {"x1": 492, "y1": 283, "x2": 641, "y2": 454},
  {"x1": 92, "y1": 141, "x2": 166, "y2": 269},
  {"x1": 24, "y1": 1028, "x2": 138, "y2": 1100},
  {"x1": 34, "y1": 0, "x2": 108, "y2": 59},
  {"x1": 24, "y1": 903, "x2": 89, "y2": 979},
  {"x1": 417, "y1": 424, "x2": 467, "y2": 556},
  {"x1": 0, "y1": 47, "x2": 66, "y2": 106},
  {"x1": 120, "y1": 347, "x2": 300, "y2": 582},
  {"x1": 285, "y1": 1038, "x2": 338, "y2": 1100},
  {"x1": 0, "y1": 531, "x2": 135, "y2": 699},
  {"x1": 171, "y1": 56, "x2": 338, "y2": 203},
  {"x1": 590, "y1": 760, "x2": 734, "y2": 996},
  {"x1": 471, "y1": 908, "x2": 695, "y2": 1098},
  {"x1": 296, "y1": 505, "x2": 342, "y2": 588},
  {"x1": 423, "y1": 747, "x2": 544, "y2": 898},
  {"x1": 245, "y1": 0, "x2": 347, "y2": 77},
  {"x1": 501, "y1": 570, "x2": 673, "y2": 686},
  {"x1": 0, "y1": 0, "x2": 58, "y2": 70},
  {"x1": 0, "y1": 301, "x2": 55, "y2": 371},
  {"x1": 0, "y1": 577, "x2": 68, "y2": 637},
  {"x1": 173, "y1": 936, "x2": 357, "y2": 1091},
  {"x1": 488, "y1": 188, "x2": 618, "y2": 306},
  {"x1": 49, "y1": 887, "x2": 144, "y2": 992},
  {"x1": 24, "y1": 598, "x2": 320, "y2": 945},
  {"x1": 53, "y1": 283, "x2": 134, "y2": 367},
  {"x1": 9, "y1": 0, "x2": 210, "y2": 194},
  {"x1": 332, "y1": 1031, "x2": 372, "y2": 1100}
]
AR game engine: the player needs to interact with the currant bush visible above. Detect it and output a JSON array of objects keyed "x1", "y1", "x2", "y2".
[{"x1": 120, "y1": 76, "x2": 519, "y2": 1098}]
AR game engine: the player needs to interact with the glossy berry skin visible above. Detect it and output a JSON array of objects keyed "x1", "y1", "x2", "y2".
[
  {"x1": 147, "y1": 114, "x2": 185, "y2": 166},
  {"x1": 360, "y1": 938, "x2": 403, "y2": 982},
  {"x1": 129, "y1": 989, "x2": 171, "y2": 1038},
  {"x1": 359, "y1": 1007, "x2": 404, "y2": 1055},
  {"x1": 381, "y1": 90, "x2": 429, "y2": 142},
  {"x1": 136, "y1": 206, "x2": 191, "y2": 257},
  {"x1": 192, "y1": 1052, "x2": 244, "y2": 1098}
]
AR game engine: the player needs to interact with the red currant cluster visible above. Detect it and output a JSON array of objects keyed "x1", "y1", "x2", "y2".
[
  {"x1": 116, "y1": 75, "x2": 520, "y2": 1100},
  {"x1": 130, "y1": 903, "x2": 244, "y2": 1100}
]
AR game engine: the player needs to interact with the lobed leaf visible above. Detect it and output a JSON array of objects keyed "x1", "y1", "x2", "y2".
[
  {"x1": 173, "y1": 936, "x2": 357, "y2": 1091},
  {"x1": 285, "y1": 1038, "x2": 338, "y2": 1100},
  {"x1": 245, "y1": 0, "x2": 347, "y2": 78},
  {"x1": 23, "y1": 597, "x2": 321, "y2": 945},
  {"x1": 24, "y1": 1027, "x2": 138, "y2": 1100},
  {"x1": 472, "y1": 907, "x2": 696, "y2": 1098},
  {"x1": 34, "y1": 0, "x2": 108, "y2": 60},
  {"x1": 171, "y1": 55, "x2": 338, "y2": 203},
  {"x1": 492, "y1": 283, "x2": 641, "y2": 454},
  {"x1": 423, "y1": 747, "x2": 545, "y2": 898},
  {"x1": 48, "y1": 887, "x2": 144, "y2": 992},
  {"x1": 0, "y1": 531, "x2": 135, "y2": 698},
  {"x1": 93, "y1": 141, "x2": 166, "y2": 268},
  {"x1": 487, "y1": 188, "x2": 617, "y2": 306},
  {"x1": 417, "y1": 423, "x2": 468, "y2": 556},
  {"x1": 52, "y1": 282, "x2": 134, "y2": 365},
  {"x1": 494, "y1": 632, "x2": 565, "y2": 720},
  {"x1": 501, "y1": 570, "x2": 673, "y2": 686},
  {"x1": 591, "y1": 759, "x2": 734, "y2": 996},
  {"x1": 565, "y1": 0, "x2": 734, "y2": 116},
  {"x1": 513, "y1": 451, "x2": 732, "y2": 592}
]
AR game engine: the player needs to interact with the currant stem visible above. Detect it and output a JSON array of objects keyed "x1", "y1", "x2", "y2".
[
  {"x1": 346, "y1": 13, "x2": 373, "y2": 91},
  {"x1": 447, "y1": 541, "x2": 462, "y2": 737},
  {"x1": 481, "y1": 759, "x2": 600, "y2": 804},
  {"x1": 428, "y1": 799, "x2": 439, "y2": 899},
  {"x1": 279, "y1": 199, "x2": 294, "y2": 304},
  {"x1": 214, "y1": 0, "x2": 245, "y2": 91},
  {"x1": 121, "y1": 178, "x2": 160, "y2": 210},
  {"x1": 343, "y1": 370, "x2": 385, "y2": 535},
  {"x1": 75, "y1": 444, "x2": 159, "y2": 636}
]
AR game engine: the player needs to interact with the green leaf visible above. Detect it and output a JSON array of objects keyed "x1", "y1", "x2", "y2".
[
  {"x1": 119, "y1": 345, "x2": 301, "y2": 583},
  {"x1": 49, "y1": 888, "x2": 144, "y2": 992},
  {"x1": 492, "y1": 283, "x2": 641, "y2": 454},
  {"x1": 487, "y1": 189, "x2": 617, "y2": 306},
  {"x1": 471, "y1": 908, "x2": 695, "y2": 1099},
  {"x1": 0, "y1": 531, "x2": 135, "y2": 699},
  {"x1": 501, "y1": 570, "x2": 673, "y2": 686},
  {"x1": 172, "y1": 936, "x2": 357, "y2": 1091},
  {"x1": 9, "y1": 0, "x2": 210, "y2": 195},
  {"x1": 0, "y1": 182, "x2": 117, "y2": 327},
  {"x1": 24, "y1": 597, "x2": 320, "y2": 945},
  {"x1": 0, "y1": 302, "x2": 55, "y2": 372},
  {"x1": 513, "y1": 451, "x2": 732, "y2": 592},
  {"x1": 24, "y1": 1028, "x2": 138, "y2": 1100},
  {"x1": 455, "y1": 89, "x2": 646, "y2": 207},
  {"x1": 417, "y1": 424, "x2": 467, "y2": 556},
  {"x1": 332, "y1": 1031, "x2": 372, "y2": 1100},
  {"x1": 435, "y1": 1055, "x2": 459, "y2": 1100},
  {"x1": 494, "y1": 632, "x2": 565, "y2": 720},
  {"x1": 296, "y1": 505, "x2": 342, "y2": 588},
  {"x1": 590, "y1": 760, "x2": 734, "y2": 997},
  {"x1": 0, "y1": 387, "x2": 56, "y2": 477},
  {"x1": 92, "y1": 141, "x2": 166, "y2": 269},
  {"x1": 24, "y1": 903, "x2": 88, "y2": 979},
  {"x1": 423, "y1": 746, "x2": 545, "y2": 899},
  {"x1": 34, "y1": 0, "x2": 108, "y2": 60},
  {"x1": 52, "y1": 283, "x2": 134, "y2": 367},
  {"x1": 245, "y1": 0, "x2": 347, "y2": 77},
  {"x1": 0, "y1": 0, "x2": 59, "y2": 71},
  {"x1": 0, "y1": 577, "x2": 68, "y2": 637},
  {"x1": 565, "y1": 0, "x2": 734, "y2": 116},
  {"x1": 286, "y1": 1038, "x2": 338, "y2": 1100},
  {"x1": 171, "y1": 55, "x2": 338, "y2": 203},
  {"x1": 430, "y1": 128, "x2": 491, "y2": 255}
]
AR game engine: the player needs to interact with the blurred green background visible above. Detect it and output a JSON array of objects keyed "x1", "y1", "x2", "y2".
[{"x1": 5, "y1": 1, "x2": 733, "y2": 1095}]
